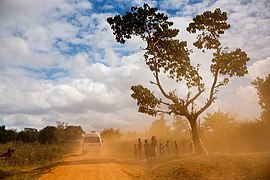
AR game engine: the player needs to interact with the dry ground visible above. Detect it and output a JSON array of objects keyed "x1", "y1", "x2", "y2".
[
  {"x1": 151, "y1": 152, "x2": 270, "y2": 180},
  {"x1": 36, "y1": 151, "x2": 270, "y2": 180},
  {"x1": 37, "y1": 153, "x2": 150, "y2": 180}
]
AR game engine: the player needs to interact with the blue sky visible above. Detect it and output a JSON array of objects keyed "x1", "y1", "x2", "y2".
[{"x1": 0, "y1": 0, "x2": 269, "y2": 132}]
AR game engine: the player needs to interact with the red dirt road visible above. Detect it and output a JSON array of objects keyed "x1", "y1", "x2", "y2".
[{"x1": 38, "y1": 153, "x2": 150, "y2": 180}]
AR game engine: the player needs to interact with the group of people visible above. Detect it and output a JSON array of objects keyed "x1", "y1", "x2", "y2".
[
  {"x1": 158, "y1": 140, "x2": 179, "y2": 156},
  {"x1": 134, "y1": 136, "x2": 157, "y2": 161},
  {"x1": 134, "y1": 136, "x2": 186, "y2": 161}
]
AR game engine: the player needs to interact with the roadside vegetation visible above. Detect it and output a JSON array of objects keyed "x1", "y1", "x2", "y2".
[{"x1": 0, "y1": 122, "x2": 83, "y2": 179}]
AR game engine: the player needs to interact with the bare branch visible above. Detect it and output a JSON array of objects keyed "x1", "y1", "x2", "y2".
[
  {"x1": 196, "y1": 48, "x2": 221, "y2": 116},
  {"x1": 160, "y1": 100, "x2": 171, "y2": 106},
  {"x1": 150, "y1": 80, "x2": 158, "y2": 85},
  {"x1": 156, "y1": 109, "x2": 173, "y2": 115},
  {"x1": 185, "y1": 87, "x2": 204, "y2": 107},
  {"x1": 154, "y1": 67, "x2": 179, "y2": 105}
]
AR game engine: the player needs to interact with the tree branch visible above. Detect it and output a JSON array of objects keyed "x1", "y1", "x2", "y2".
[
  {"x1": 160, "y1": 100, "x2": 171, "y2": 106},
  {"x1": 150, "y1": 80, "x2": 157, "y2": 85},
  {"x1": 154, "y1": 68, "x2": 179, "y2": 105},
  {"x1": 185, "y1": 64, "x2": 204, "y2": 108},
  {"x1": 196, "y1": 48, "x2": 220, "y2": 116},
  {"x1": 156, "y1": 109, "x2": 173, "y2": 115},
  {"x1": 185, "y1": 87, "x2": 204, "y2": 107}
]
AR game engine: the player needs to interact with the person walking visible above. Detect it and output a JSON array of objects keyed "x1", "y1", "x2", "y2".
[
  {"x1": 138, "y1": 138, "x2": 142, "y2": 160},
  {"x1": 174, "y1": 141, "x2": 179, "y2": 154},
  {"x1": 159, "y1": 143, "x2": 165, "y2": 156},
  {"x1": 150, "y1": 136, "x2": 157, "y2": 159},
  {"x1": 189, "y1": 141, "x2": 194, "y2": 154},
  {"x1": 166, "y1": 140, "x2": 170, "y2": 156},
  {"x1": 134, "y1": 144, "x2": 138, "y2": 160},
  {"x1": 144, "y1": 139, "x2": 150, "y2": 161}
]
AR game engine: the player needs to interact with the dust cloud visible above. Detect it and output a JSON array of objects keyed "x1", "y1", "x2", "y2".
[{"x1": 38, "y1": 123, "x2": 270, "y2": 180}]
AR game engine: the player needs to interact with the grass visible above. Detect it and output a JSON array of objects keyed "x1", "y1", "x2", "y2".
[{"x1": 0, "y1": 141, "x2": 79, "y2": 179}]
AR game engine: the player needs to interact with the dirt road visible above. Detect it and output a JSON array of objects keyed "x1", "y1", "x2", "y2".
[
  {"x1": 38, "y1": 153, "x2": 150, "y2": 180},
  {"x1": 37, "y1": 151, "x2": 270, "y2": 180}
]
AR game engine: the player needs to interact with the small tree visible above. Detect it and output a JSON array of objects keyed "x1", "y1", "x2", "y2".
[
  {"x1": 4, "y1": 129, "x2": 17, "y2": 142},
  {"x1": 252, "y1": 74, "x2": 270, "y2": 123},
  {"x1": 172, "y1": 115, "x2": 190, "y2": 140},
  {"x1": 38, "y1": 126, "x2": 59, "y2": 144},
  {"x1": 63, "y1": 126, "x2": 84, "y2": 142},
  {"x1": 0, "y1": 126, "x2": 17, "y2": 143},
  {"x1": 100, "y1": 128, "x2": 122, "y2": 140},
  {"x1": 108, "y1": 3, "x2": 249, "y2": 154},
  {"x1": 148, "y1": 114, "x2": 171, "y2": 138},
  {"x1": 0, "y1": 126, "x2": 7, "y2": 143},
  {"x1": 17, "y1": 128, "x2": 38, "y2": 143},
  {"x1": 56, "y1": 121, "x2": 67, "y2": 142},
  {"x1": 202, "y1": 110, "x2": 235, "y2": 136}
]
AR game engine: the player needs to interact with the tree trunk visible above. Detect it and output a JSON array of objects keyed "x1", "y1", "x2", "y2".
[{"x1": 189, "y1": 118, "x2": 208, "y2": 155}]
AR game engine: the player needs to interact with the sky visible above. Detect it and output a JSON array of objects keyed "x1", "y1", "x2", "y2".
[{"x1": 0, "y1": 0, "x2": 269, "y2": 132}]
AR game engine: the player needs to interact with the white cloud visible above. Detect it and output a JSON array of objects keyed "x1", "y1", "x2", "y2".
[
  {"x1": 104, "y1": 48, "x2": 120, "y2": 66},
  {"x1": 0, "y1": 37, "x2": 31, "y2": 70},
  {"x1": 160, "y1": 0, "x2": 189, "y2": 10},
  {"x1": 248, "y1": 57, "x2": 270, "y2": 79},
  {"x1": 237, "y1": 85, "x2": 258, "y2": 104},
  {"x1": 3, "y1": 114, "x2": 46, "y2": 131},
  {"x1": 75, "y1": 1, "x2": 92, "y2": 10}
]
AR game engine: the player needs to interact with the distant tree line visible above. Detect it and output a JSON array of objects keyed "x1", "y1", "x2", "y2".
[
  {"x1": 0, "y1": 122, "x2": 84, "y2": 144},
  {"x1": 201, "y1": 110, "x2": 270, "y2": 152},
  {"x1": 100, "y1": 127, "x2": 122, "y2": 140}
]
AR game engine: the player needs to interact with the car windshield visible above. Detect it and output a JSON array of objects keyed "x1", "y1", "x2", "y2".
[{"x1": 84, "y1": 137, "x2": 100, "y2": 143}]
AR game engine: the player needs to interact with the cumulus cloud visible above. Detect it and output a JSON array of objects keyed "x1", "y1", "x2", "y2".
[
  {"x1": 160, "y1": 0, "x2": 189, "y2": 10},
  {"x1": 248, "y1": 57, "x2": 270, "y2": 79},
  {"x1": 2, "y1": 114, "x2": 47, "y2": 131}
]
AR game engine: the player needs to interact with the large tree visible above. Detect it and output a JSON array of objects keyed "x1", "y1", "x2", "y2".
[
  {"x1": 252, "y1": 74, "x2": 270, "y2": 123},
  {"x1": 107, "y1": 4, "x2": 249, "y2": 154}
]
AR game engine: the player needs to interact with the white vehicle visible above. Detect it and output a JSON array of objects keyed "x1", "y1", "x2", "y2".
[{"x1": 82, "y1": 131, "x2": 102, "y2": 154}]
